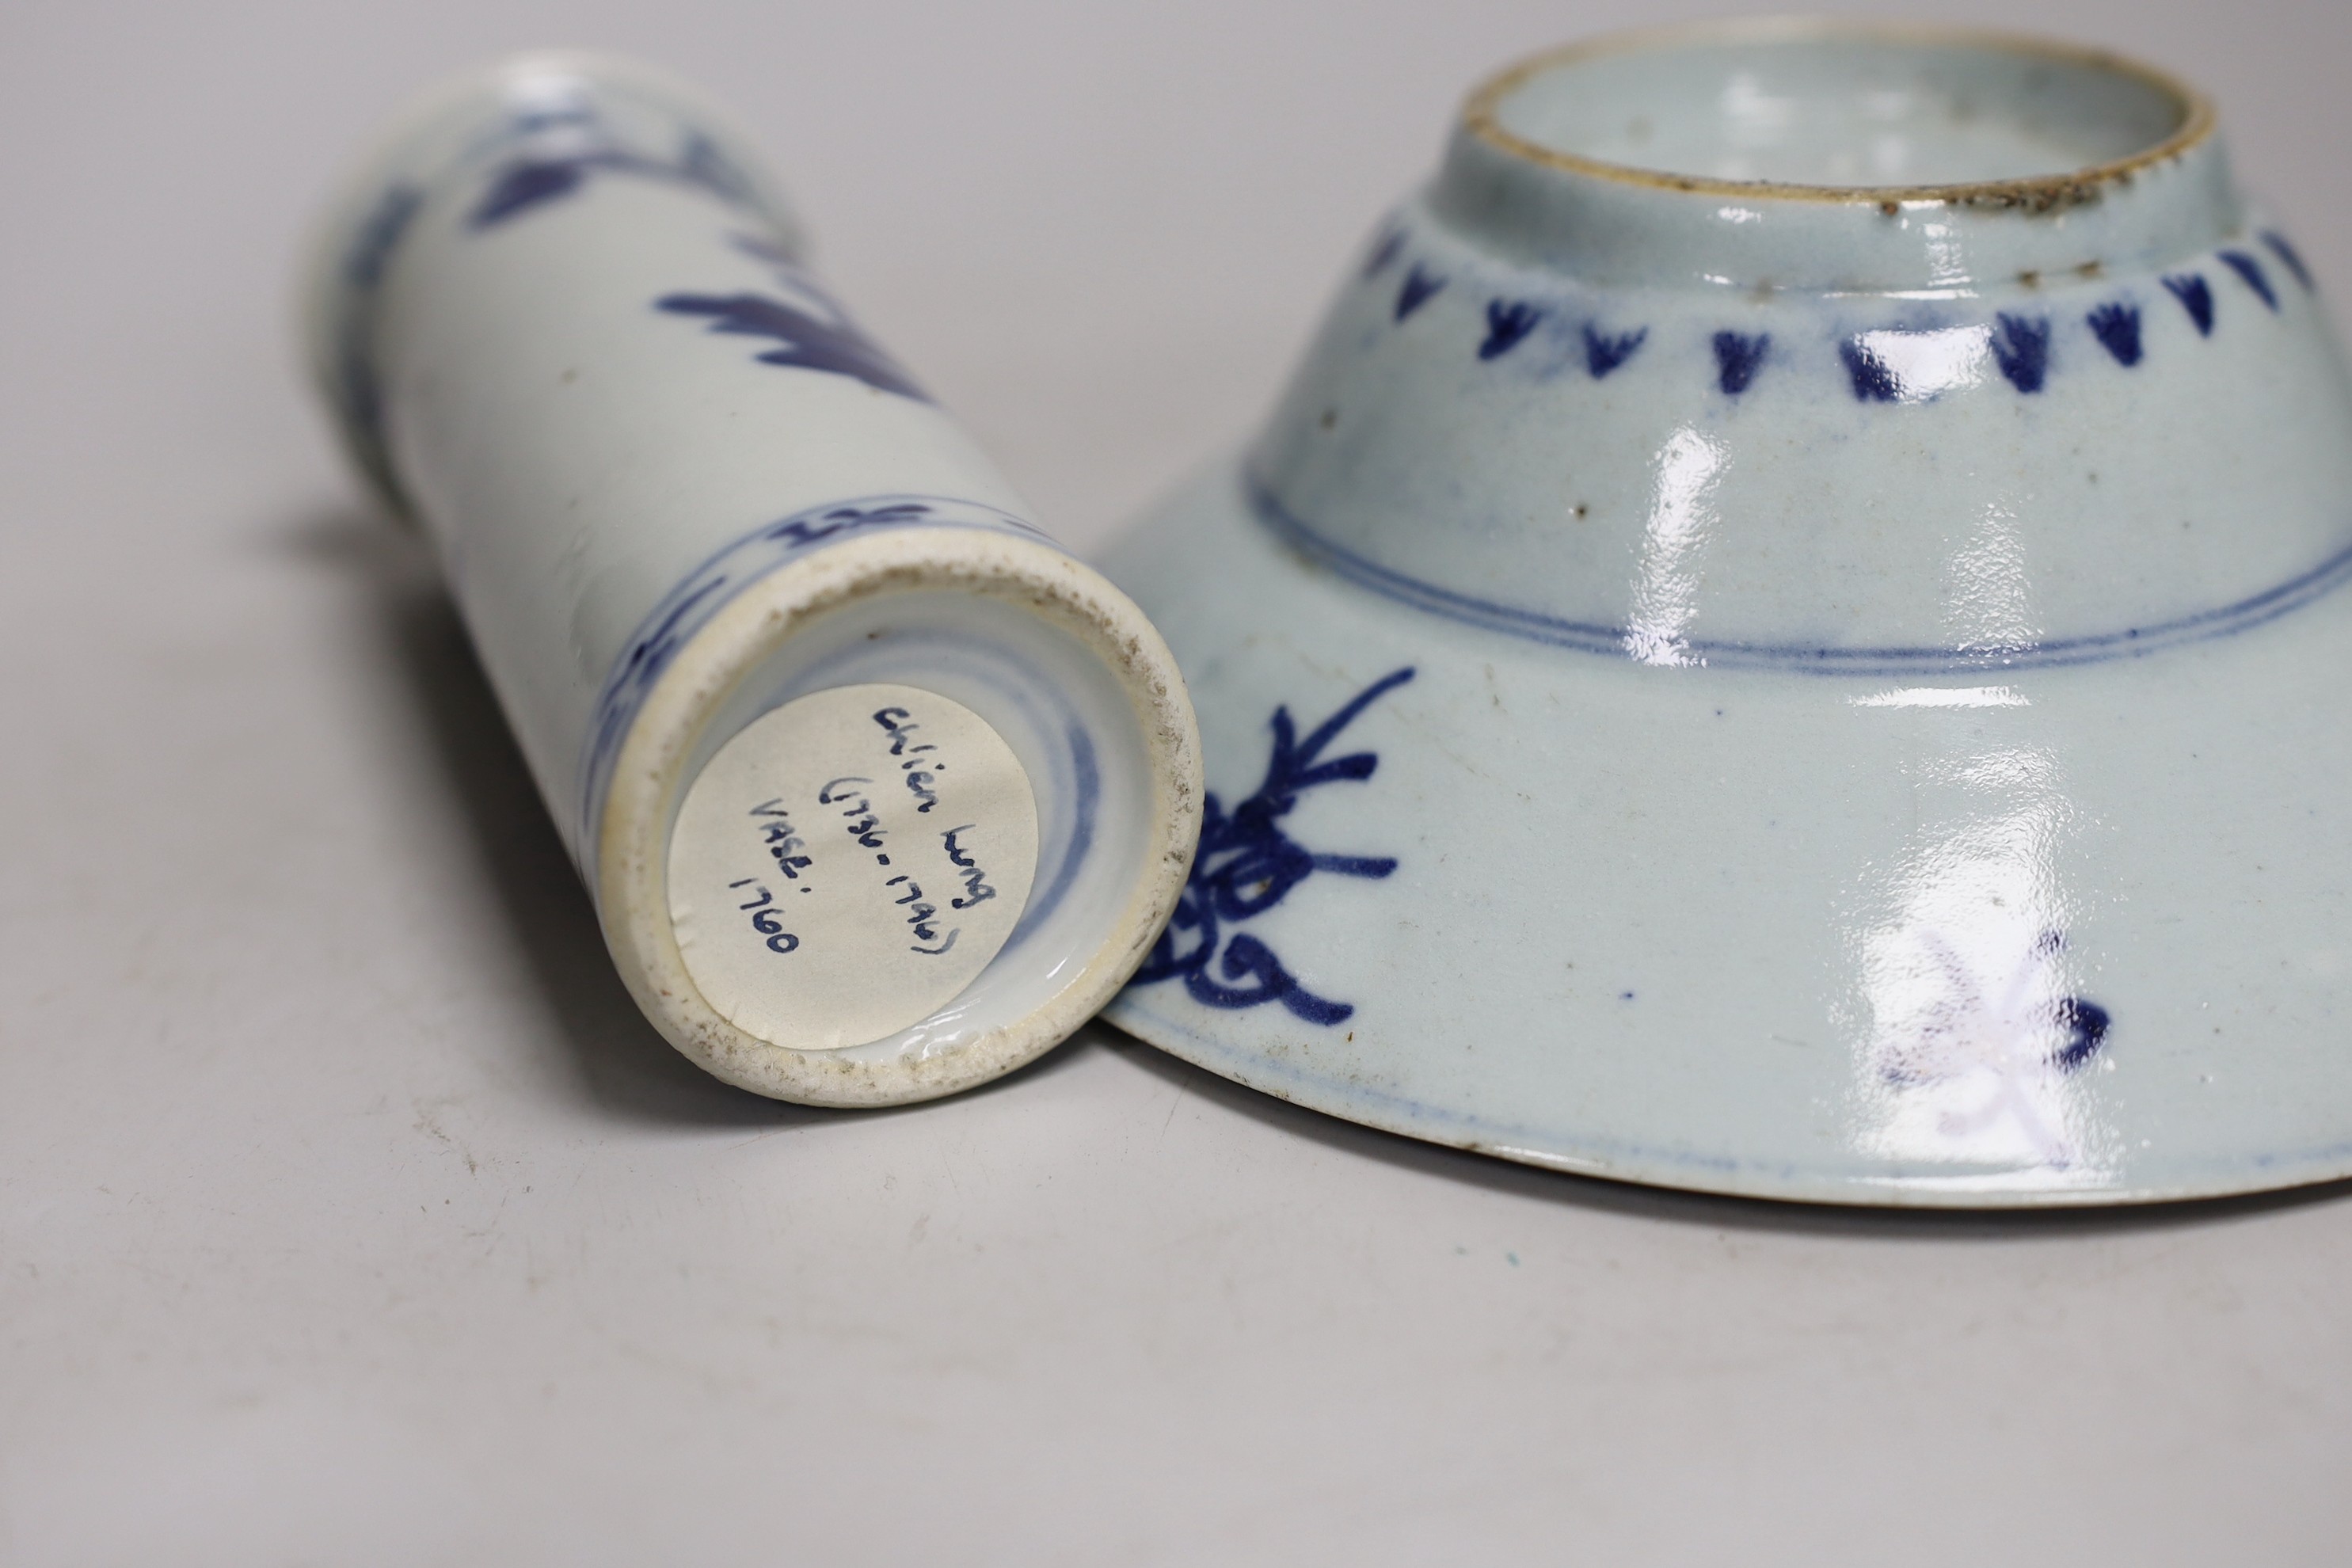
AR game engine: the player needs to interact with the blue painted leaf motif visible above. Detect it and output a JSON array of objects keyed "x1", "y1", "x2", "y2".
[
  {"x1": 474, "y1": 157, "x2": 595, "y2": 226},
  {"x1": 1128, "y1": 668, "x2": 1415, "y2": 1025},
  {"x1": 1839, "y1": 338, "x2": 1902, "y2": 402},
  {"x1": 2263, "y1": 230, "x2": 2316, "y2": 292},
  {"x1": 1583, "y1": 324, "x2": 1647, "y2": 379},
  {"x1": 1711, "y1": 330, "x2": 1769, "y2": 395},
  {"x1": 2220, "y1": 249, "x2": 2279, "y2": 311},
  {"x1": 2051, "y1": 996, "x2": 2111, "y2": 1071},
  {"x1": 656, "y1": 291, "x2": 928, "y2": 401},
  {"x1": 470, "y1": 133, "x2": 761, "y2": 230},
  {"x1": 1878, "y1": 928, "x2": 2113, "y2": 1090},
  {"x1": 1479, "y1": 299, "x2": 1544, "y2": 360},
  {"x1": 1395, "y1": 265, "x2": 1448, "y2": 321},
  {"x1": 2038, "y1": 930, "x2": 2112, "y2": 1073},
  {"x1": 1991, "y1": 313, "x2": 2051, "y2": 393},
  {"x1": 1362, "y1": 225, "x2": 1406, "y2": 280},
  {"x1": 2164, "y1": 272, "x2": 2216, "y2": 336},
  {"x1": 2086, "y1": 302, "x2": 2144, "y2": 367}
]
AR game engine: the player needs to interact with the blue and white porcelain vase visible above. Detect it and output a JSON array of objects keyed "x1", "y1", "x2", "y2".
[
  {"x1": 307, "y1": 55, "x2": 1201, "y2": 1106},
  {"x1": 1103, "y1": 21, "x2": 2352, "y2": 1205}
]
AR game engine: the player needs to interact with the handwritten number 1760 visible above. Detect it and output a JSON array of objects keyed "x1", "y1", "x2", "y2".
[{"x1": 727, "y1": 878, "x2": 799, "y2": 953}]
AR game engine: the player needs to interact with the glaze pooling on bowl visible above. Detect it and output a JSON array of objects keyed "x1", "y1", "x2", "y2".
[{"x1": 1102, "y1": 21, "x2": 2352, "y2": 1205}]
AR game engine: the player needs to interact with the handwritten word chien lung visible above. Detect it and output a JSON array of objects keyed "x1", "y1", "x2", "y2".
[
  {"x1": 877, "y1": 705, "x2": 1007, "y2": 914},
  {"x1": 873, "y1": 706, "x2": 950, "y2": 813},
  {"x1": 940, "y1": 826, "x2": 998, "y2": 911},
  {"x1": 819, "y1": 773, "x2": 957, "y2": 955}
]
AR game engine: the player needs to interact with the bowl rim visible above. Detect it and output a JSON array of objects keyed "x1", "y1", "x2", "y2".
[{"x1": 1461, "y1": 16, "x2": 2217, "y2": 213}]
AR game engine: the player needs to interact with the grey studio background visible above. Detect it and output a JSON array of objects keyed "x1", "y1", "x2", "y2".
[{"x1": 4, "y1": 0, "x2": 2349, "y2": 1563}]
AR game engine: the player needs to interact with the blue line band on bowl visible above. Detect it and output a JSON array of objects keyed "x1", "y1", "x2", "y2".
[{"x1": 1246, "y1": 472, "x2": 2352, "y2": 676}]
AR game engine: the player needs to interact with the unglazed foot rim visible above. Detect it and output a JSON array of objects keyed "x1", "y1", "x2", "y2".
[
  {"x1": 1461, "y1": 17, "x2": 2214, "y2": 208},
  {"x1": 598, "y1": 527, "x2": 1201, "y2": 1106}
]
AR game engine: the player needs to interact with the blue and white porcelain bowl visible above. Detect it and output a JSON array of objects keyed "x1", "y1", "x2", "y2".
[{"x1": 1102, "y1": 20, "x2": 2352, "y2": 1205}]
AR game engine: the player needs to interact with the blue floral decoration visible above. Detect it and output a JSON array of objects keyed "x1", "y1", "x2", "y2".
[
  {"x1": 1131, "y1": 667, "x2": 1414, "y2": 1025},
  {"x1": 1364, "y1": 219, "x2": 2320, "y2": 401},
  {"x1": 468, "y1": 131, "x2": 760, "y2": 230},
  {"x1": 654, "y1": 289, "x2": 927, "y2": 401}
]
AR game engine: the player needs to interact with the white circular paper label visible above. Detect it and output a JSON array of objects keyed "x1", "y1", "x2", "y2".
[{"x1": 667, "y1": 683, "x2": 1039, "y2": 1052}]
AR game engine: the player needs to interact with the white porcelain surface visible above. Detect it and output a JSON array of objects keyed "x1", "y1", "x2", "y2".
[
  {"x1": 1103, "y1": 21, "x2": 2352, "y2": 1205},
  {"x1": 309, "y1": 55, "x2": 1200, "y2": 1103},
  {"x1": 13, "y1": 3, "x2": 2352, "y2": 1556}
]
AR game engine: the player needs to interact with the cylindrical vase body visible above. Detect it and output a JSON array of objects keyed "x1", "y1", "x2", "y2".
[{"x1": 309, "y1": 55, "x2": 1199, "y2": 1105}]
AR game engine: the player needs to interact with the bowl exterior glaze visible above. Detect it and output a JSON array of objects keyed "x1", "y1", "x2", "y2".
[{"x1": 1101, "y1": 24, "x2": 2352, "y2": 1204}]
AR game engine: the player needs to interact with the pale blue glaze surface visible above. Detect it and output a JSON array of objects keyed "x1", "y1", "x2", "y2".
[{"x1": 1105, "y1": 23, "x2": 2352, "y2": 1205}]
